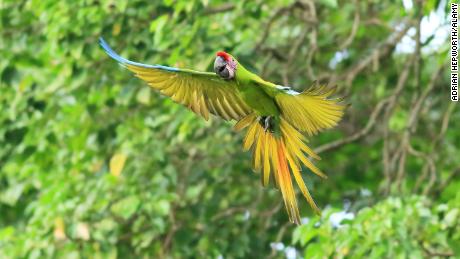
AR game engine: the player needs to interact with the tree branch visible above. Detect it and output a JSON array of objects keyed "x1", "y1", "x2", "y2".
[{"x1": 203, "y1": 3, "x2": 235, "y2": 15}]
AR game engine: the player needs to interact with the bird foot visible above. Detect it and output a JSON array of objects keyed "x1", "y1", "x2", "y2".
[{"x1": 259, "y1": 116, "x2": 274, "y2": 133}]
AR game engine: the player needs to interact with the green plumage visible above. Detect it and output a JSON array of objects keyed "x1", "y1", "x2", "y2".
[
  {"x1": 101, "y1": 39, "x2": 346, "y2": 224},
  {"x1": 231, "y1": 58, "x2": 280, "y2": 116}
]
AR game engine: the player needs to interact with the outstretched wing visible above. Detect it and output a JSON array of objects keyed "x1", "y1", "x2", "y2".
[
  {"x1": 100, "y1": 38, "x2": 252, "y2": 121},
  {"x1": 274, "y1": 84, "x2": 345, "y2": 136}
]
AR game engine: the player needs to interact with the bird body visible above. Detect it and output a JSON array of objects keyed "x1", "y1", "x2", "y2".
[
  {"x1": 237, "y1": 81, "x2": 280, "y2": 118},
  {"x1": 218, "y1": 53, "x2": 280, "y2": 117},
  {"x1": 100, "y1": 38, "x2": 345, "y2": 224}
]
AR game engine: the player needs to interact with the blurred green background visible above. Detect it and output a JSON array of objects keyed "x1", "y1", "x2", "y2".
[{"x1": 0, "y1": 0, "x2": 458, "y2": 258}]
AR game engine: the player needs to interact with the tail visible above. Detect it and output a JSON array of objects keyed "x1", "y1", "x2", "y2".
[{"x1": 235, "y1": 114, "x2": 326, "y2": 224}]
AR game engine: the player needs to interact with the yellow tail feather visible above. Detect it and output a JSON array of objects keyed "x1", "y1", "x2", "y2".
[{"x1": 234, "y1": 114, "x2": 324, "y2": 224}]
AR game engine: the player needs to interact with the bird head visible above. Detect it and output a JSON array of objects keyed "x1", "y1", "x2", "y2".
[{"x1": 214, "y1": 51, "x2": 237, "y2": 79}]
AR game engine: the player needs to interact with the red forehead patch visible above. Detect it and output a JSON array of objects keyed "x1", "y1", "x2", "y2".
[{"x1": 216, "y1": 51, "x2": 231, "y2": 61}]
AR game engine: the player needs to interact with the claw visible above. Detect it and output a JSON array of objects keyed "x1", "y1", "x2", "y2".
[
  {"x1": 258, "y1": 116, "x2": 274, "y2": 132},
  {"x1": 264, "y1": 116, "x2": 271, "y2": 132}
]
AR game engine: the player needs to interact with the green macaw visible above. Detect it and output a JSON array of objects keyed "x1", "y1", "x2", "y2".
[{"x1": 100, "y1": 38, "x2": 345, "y2": 224}]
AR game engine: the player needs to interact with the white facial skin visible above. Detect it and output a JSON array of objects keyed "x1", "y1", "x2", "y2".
[{"x1": 214, "y1": 56, "x2": 236, "y2": 79}]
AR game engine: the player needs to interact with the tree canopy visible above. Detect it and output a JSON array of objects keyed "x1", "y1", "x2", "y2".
[{"x1": 0, "y1": 0, "x2": 457, "y2": 258}]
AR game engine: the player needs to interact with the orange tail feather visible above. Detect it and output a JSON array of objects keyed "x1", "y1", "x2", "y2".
[{"x1": 234, "y1": 114, "x2": 324, "y2": 224}]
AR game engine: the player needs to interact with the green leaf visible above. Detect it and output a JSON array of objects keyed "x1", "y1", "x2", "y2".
[
  {"x1": 319, "y1": 0, "x2": 338, "y2": 8},
  {"x1": 153, "y1": 200, "x2": 170, "y2": 216},
  {"x1": 443, "y1": 208, "x2": 459, "y2": 227},
  {"x1": 111, "y1": 196, "x2": 141, "y2": 220},
  {"x1": 389, "y1": 110, "x2": 408, "y2": 132},
  {"x1": 150, "y1": 14, "x2": 169, "y2": 47},
  {"x1": 0, "y1": 183, "x2": 24, "y2": 206}
]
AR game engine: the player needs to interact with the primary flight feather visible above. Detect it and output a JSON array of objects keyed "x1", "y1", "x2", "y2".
[{"x1": 100, "y1": 38, "x2": 345, "y2": 224}]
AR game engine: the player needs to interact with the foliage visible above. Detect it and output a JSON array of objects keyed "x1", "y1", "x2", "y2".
[
  {"x1": 293, "y1": 195, "x2": 460, "y2": 258},
  {"x1": 0, "y1": 0, "x2": 457, "y2": 258}
]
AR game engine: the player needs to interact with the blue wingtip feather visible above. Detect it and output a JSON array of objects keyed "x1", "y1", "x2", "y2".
[
  {"x1": 99, "y1": 37, "x2": 127, "y2": 64},
  {"x1": 99, "y1": 37, "x2": 180, "y2": 72}
]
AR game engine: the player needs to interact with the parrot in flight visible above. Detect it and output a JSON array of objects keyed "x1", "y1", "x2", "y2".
[{"x1": 100, "y1": 38, "x2": 345, "y2": 224}]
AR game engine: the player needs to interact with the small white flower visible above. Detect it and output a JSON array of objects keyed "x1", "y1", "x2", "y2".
[
  {"x1": 360, "y1": 188, "x2": 372, "y2": 197},
  {"x1": 270, "y1": 242, "x2": 284, "y2": 251},
  {"x1": 285, "y1": 246, "x2": 297, "y2": 259},
  {"x1": 330, "y1": 211, "x2": 355, "y2": 228},
  {"x1": 243, "y1": 210, "x2": 250, "y2": 220}
]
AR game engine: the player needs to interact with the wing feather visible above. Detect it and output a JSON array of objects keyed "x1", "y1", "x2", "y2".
[
  {"x1": 275, "y1": 84, "x2": 345, "y2": 136},
  {"x1": 100, "y1": 38, "x2": 252, "y2": 121},
  {"x1": 201, "y1": 95, "x2": 210, "y2": 120}
]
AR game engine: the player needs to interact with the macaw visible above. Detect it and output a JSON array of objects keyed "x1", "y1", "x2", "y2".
[{"x1": 100, "y1": 38, "x2": 345, "y2": 224}]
